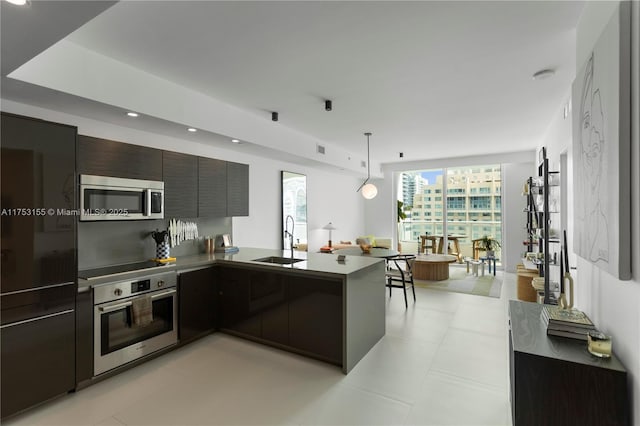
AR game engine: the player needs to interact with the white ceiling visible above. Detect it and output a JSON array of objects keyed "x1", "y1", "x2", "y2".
[{"x1": 1, "y1": 0, "x2": 584, "y2": 170}]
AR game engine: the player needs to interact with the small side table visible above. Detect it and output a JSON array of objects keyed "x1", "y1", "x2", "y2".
[
  {"x1": 464, "y1": 257, "x2": 483, "y2": 276},
  {"x1": 480, "y1": 256, "x2": 498, "y2": 276}
]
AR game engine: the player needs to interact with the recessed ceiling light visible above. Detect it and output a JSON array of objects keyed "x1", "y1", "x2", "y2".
[
  {"x1": 126, "y1": 112, "x2": 139, "y2": 117},
  {"x1": 532, "y1": 69, "x2": 555, "y2": 80},
  {"x1": 231, "y1": 139, "x2": 240, "y2": 143},
  {"x1": 5, "y1": 0, "x2": 29, "y2": 6},
  {"x1": 187, "y1": 128, "x2": 197, "y2": 132}
]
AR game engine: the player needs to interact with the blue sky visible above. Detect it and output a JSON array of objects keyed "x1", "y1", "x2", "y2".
[{"x1": 420, "y1": 170, "x2": 443, "y2": 185}]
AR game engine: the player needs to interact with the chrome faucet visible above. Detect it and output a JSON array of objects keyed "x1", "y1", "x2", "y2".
[{"x1": 284, "y1": 215, "x2": 295, "y2": 258}]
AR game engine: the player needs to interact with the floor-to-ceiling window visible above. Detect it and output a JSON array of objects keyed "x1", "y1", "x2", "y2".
[
  {"x1": 400, "y1": 169, "x2": 444, "y2": 244},
  {"x1": 399, "y1": 165, "x2": 502, "y2": 260}
]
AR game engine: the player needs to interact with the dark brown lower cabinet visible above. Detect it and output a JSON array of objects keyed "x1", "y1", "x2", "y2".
[
  {"x1": 219, "y1": 267, "x2": 260, "y2": 338},
  {"x1": 251, "y1": 270, "x2": 288, "y2": 345},
  {"x1": 509, "y1": 301, "x2": 629, "y2": 426},
  {"x1": 179, "y1": 268, "x2": 217, "y2": 343},
  {"x1": 288, "y1": 275, "x2": 342, "y2": 364},
  {"x1": 219, "y1": 266, "x2": 343, "y2": 366},
  {"x1": 1, "y1": 311, "x2": 75, "y2": 419}
]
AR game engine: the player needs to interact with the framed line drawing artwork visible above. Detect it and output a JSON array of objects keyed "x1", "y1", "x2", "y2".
[{"x1": 571, "y1": 1, "x2": 631, "y2": 280}]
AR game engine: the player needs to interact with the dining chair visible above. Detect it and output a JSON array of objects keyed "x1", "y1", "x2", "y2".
[{"x1": 385, "y1": 254, "x2": 416, "y2": 308}]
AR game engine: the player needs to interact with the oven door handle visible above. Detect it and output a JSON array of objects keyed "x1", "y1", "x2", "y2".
[
  {"x1": 98, "y1": 289, "x2": 176, "y2": 313},
  {"x1": 99, "y1": 301, "x2": 132, "y2": 313},
  {"x1": 151, "y1": 289, "x2": 176, "y2": 300}
]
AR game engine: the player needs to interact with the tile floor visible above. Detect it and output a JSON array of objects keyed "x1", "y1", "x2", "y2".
[{"x1": 6, "y1": 271, "x2": 516, "y2": 426}]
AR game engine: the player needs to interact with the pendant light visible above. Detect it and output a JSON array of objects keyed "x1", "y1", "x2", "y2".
[{"x1": 356, "y1": 132, "x2": 378, "y2": 199}]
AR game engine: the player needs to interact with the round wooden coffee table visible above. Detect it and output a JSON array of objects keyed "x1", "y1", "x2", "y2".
[{"x1": 413, "y1": 254, "x2": 458, "y2": 281}]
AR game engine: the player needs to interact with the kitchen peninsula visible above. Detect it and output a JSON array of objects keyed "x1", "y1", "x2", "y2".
[{"x1": 81, "y1": 247, "x2": 386, "y2": 375}]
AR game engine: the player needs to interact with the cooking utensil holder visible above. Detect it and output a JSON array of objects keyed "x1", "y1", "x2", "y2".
[{"x1": 156, "y1": 241, "x2": 170, "y2": 259}]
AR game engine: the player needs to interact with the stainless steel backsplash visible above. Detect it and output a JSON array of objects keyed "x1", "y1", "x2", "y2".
[{"x1": 78, "y1": 217, "x2": 232, "y2": 269}]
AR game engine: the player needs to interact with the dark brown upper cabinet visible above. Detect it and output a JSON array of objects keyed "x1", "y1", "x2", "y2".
[
  {"x1": 198, "y1": 157, "x2": 227, "y2": 217},
  {"x1": 78, "y1": 135, "x2": 162, "y2": 181},
  {"x1": 226, "y1": 161, "x2": 249, "y2": 217},
  {"x1": 78, "y1": 134, "x2": 247, "y2": 218},
  {"x1": 162, "y1": 151, "x2": 198, "y2": 218}
]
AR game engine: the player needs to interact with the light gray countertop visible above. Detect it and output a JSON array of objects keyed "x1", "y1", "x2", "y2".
[
  {"x1": 79, "y1": 247, "x2": 383, "y2": 288},
  {"x1": 176, "y1": 247, "x2": 383, "y2": 276}
]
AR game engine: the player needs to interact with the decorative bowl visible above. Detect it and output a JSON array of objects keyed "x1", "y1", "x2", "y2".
[{"x1": 359, "y1": 244, "x2": 372, "y2": 254}]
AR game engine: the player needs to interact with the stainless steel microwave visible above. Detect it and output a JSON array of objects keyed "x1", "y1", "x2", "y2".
[{"x1": 80, "y1": 175, "x2": 164, "y2": 221}]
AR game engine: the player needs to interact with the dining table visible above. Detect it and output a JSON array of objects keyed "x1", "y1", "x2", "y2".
[{"x1": 420, "y1": 235, "x2": 466, "y2": 262}]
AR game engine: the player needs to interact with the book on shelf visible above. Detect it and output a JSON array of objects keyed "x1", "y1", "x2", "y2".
[
  {"x1": 544, "y1": 320, "x2": 594, "y2": 334},
  {"x1": 547, "y1": 328, "x2": 589, "y2": 341},
  {"x1": 542, "y1": 305, "x2": 594, "y2": 328},
  {"x1": 214, "y1": 246, "x2": 239, "y2": 253}
]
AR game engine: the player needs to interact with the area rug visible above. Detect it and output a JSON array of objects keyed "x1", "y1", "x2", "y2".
[{"x1": 413, "y1": 267, "x2": 502, "y2": 298}]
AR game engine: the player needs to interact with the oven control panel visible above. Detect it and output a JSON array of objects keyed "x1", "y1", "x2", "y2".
[
  {"x1": 94, "y1": 270, "x2": 177, "y2": 305},
  {"x1": 131, "y1": 279, "x2": 151, "y2": 294}
]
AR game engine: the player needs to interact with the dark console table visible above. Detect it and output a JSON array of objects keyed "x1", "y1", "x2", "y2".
[{"x1": 508, "y1": 300, "x2": 629, "y2": 426}]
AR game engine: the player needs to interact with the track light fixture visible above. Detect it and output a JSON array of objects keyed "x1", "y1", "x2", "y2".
[
  {"x1": 272, "y1": 111, "x2": 279, "y2": 122},
  {"x1": 325, "y1": 100, "x2": 332, "y2": 111},
  {"x1": 356, "y1": 132, "x2": 378, "y2": 199}
]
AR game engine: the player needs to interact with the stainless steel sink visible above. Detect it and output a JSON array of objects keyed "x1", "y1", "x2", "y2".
[{"x1": 252, "y1": 256, "x2": 304, "y2": 265}]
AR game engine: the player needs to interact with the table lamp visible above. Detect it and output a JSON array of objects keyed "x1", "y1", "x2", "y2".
[{"x1": 322, "y1": 222, "x2": 337, "y2": 247}]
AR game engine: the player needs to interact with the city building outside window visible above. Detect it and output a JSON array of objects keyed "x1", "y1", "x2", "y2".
[{"x1": 398, "y1": 165, "x2": 502, "y2": 260}]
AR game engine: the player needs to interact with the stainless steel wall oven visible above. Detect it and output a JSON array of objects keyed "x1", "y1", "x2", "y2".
[{"x1": 93, "y1": 270, "x2": 177, "y2": 376}]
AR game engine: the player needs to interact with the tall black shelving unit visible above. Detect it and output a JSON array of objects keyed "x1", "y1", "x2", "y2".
[
  {"x1": 524, "y1": 176, "x2": 536, "y2": 253},
  {"x1": 536, "y1": 147, "x2": 560, "y2": 305}
]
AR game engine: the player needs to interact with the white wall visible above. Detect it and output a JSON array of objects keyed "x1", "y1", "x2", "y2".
[
  {"x1": 541, "y1": 1, "x2": 639, "y2": 422},
  {"x1": 1, "y1": 99, "x2": 367, "y2": 252},
  {"x1": 362, "y1": 176, "x2": 395, "y2": 244},
  {"x1": 502, "y1": 162, "x2": 534, "y2": 273},
  {"x1": 233, "y1": 158, "x2": 367, "y2": 251}
]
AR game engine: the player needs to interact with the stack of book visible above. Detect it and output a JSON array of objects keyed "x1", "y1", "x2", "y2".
[{"x1": 542, "y1": 305, "x2": 595, "y2": 340}]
